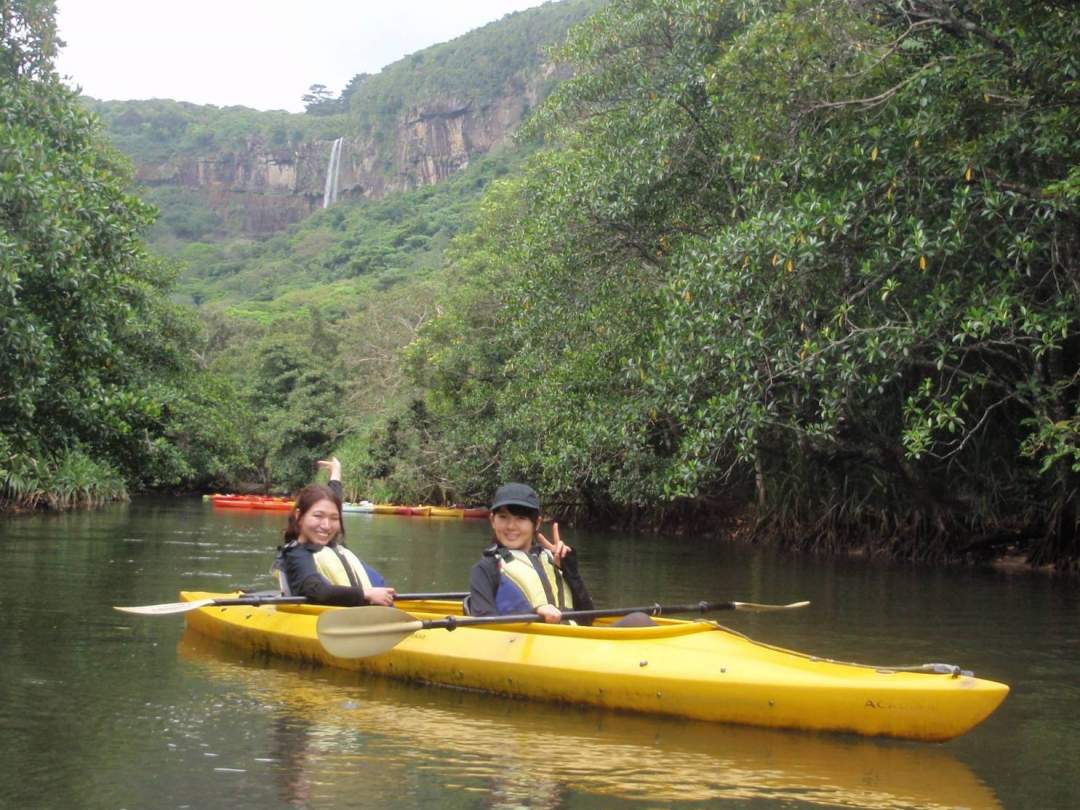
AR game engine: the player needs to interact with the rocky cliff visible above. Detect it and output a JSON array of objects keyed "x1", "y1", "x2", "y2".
[{"x1": 133, "y1": 85, "x2": 544, "y2": 237}]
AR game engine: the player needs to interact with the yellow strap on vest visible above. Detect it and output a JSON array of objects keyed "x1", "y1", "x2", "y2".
[
  {"x1": 312, "y1": 544, "x2": 375, "y2": 591},
  {"x1": 498, "y1": 549, "x2": 574, "y2": 610}
]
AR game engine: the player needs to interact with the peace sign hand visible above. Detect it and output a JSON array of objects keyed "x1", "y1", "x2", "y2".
[{"x1": 537, "y1": 522, "x2": 571, "y2": 567}]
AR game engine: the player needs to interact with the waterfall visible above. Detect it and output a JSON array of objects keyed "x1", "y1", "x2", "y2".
[{"x1": 322, "y1": 137, "x2": 344, "y2": 208}]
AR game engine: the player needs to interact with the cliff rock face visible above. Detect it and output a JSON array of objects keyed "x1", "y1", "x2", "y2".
[{"x1": 134, "y1": 86, "x2": 542, "y2": 236}]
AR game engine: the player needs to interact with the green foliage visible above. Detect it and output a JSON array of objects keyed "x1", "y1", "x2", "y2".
[
  {"x1": 0, "y1": 0, "x2": 58, "y2": 80},
  {"x1": 302, "y1": 83, "x2": 343, "y2": 116},
  {"x1": 142, "y1": 186, "x2": 226, "y2": 243},
  {"x1": 1, "y1": 0, "x2": 249, "y2": 507},
  {"x1": 397, "y1": 0, "x2": 1080, "y2": 561},
  {"x1": 0, "y1": 435, "x2": 127, "y2": 509},
  {"x1": 84, "y1": 97, "x2": 347, "y2": 165},
  {"x1": 226, "y1": 327, "x2": 346, "y2": 489}
]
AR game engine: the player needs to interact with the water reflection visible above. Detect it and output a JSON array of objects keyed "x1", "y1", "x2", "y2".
[{"x1": 178, "y1": 630, "x2": 1001, "y2": 809}]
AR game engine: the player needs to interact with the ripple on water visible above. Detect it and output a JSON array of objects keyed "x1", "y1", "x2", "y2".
[{"x1": 179, "y1": 571, "x2": 236, "y2": 578}]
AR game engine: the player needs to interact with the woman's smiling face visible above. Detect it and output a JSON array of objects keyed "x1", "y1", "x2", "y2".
[
  {"x1": 489, "y1": 506, "x2": 537, "y2": 550},
  {"x1": 297, "y1": 498, "x2": 341, "y2": 546}
]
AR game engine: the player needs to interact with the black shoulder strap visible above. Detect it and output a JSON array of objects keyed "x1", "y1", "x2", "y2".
[
  {"x1": 527, "y1": 551, "x2": 558, "y2": 607},
  {"x1": 328, "y1": 543, "x2": 361, "y2": 589}
]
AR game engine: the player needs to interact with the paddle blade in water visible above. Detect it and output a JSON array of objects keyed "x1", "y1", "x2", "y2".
[
  {"x1": 317, "y1": 606, "x2": 425, "y2": 659},
  {"x1": 114, "y1": 599, "x2": 215, "y2": 615},
  {"x1": 731, "y1": 600, "x2": 810, "y2": 612}
]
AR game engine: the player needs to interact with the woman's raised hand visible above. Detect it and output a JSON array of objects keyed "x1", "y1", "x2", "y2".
[
  {"x1": 536, "y1": 522, "x2": 571, "y2": 567},
  {"x1": 316, "y1": 457, "x2": 342, "y2": 482}
]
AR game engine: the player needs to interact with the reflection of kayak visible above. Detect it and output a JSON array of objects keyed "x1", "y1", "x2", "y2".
[
  {"x1": 213, "y1": 500, "x2": 291, "y2": 511},
  {"x1": 250, "y1": 500, "x2": 293, "y2": 511},
  {"x1": 177, "y1": 629, "x2": 1003, "y2": 809},
  {"x1": 180, "y1": 591, "x2": 1008, "y2": 742}
]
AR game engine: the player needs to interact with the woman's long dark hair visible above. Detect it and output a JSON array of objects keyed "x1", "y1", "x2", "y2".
[{"x1": 284, "y1": 484, "x2": 345, "y2": 544}]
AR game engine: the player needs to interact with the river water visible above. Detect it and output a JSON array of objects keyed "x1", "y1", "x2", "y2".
[{"x1": 1, "y1": 497, "x2": 1076, "y2": 809}]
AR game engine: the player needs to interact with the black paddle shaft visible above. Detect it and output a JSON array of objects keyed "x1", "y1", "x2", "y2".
[
  {"x1": 425, "y1": 600, "x2": 734, "y2": 631},
  {"x1": 214, "y1": 595, "x2": 309, "y2": 608},
  {"x1": 215, "y1": 592, "x2": 468, "y2": 609}
]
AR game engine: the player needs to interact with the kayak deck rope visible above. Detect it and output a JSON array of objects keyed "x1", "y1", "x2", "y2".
[
  {"x1": 804, "y1": 658, "x2": 972, "y2": 678},
  {"x1": 706, "y1": 625, "x2": 975, "y2": 678},
  {"x1": 872, "y1": 663, "x2": 972, "y2": 678}
]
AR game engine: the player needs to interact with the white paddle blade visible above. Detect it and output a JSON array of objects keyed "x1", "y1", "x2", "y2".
[
  {"x1": 317, "y1": 606, "x2": 425, "y2": 659},
  {"x1": 113, "y1": 599, "x2": 215, "y2": 615},
  {"x1": 732, "y1": 600, "x2": 810, "y2": 612}
]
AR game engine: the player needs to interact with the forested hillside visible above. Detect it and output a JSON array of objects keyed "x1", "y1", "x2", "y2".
[
  {"x1": 7, "y1": 0, "x2": 1079, "y2": 567},
  {"x1": 372, "y1": 0, "x2": 1080, "y2": 565},
  {"x1": 5, "y1": 0, "x2": 596, "y2": 500},
  {"x1": 1, "y1": 0, "x2": 589, "y2": 508}
]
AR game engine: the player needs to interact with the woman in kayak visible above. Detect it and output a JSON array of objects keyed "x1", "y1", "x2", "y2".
[
  {"x1": 467, "y1": 482, "x2": 594, "y2": 623},
  {"x1": 273, "y1": 458, "x2": 397, "y2": 606}
]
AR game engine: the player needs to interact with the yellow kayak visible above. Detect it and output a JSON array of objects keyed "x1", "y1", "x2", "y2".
[
  {"x1": 180, "y1": 631, "x2": 1004, "y2": 809},
  {"x1": 426, "y1": 506, "x2": 465, "y2": 518},
  {"x1": 180, "y1": 591, "x2": 1008, "y2": 742}
]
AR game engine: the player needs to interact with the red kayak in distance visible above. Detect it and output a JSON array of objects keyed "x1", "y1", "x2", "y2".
[
  {"x1": 209, "y1": 494, "x2": 294, "y2": 511},
  {"x1": 207, "y1": 494, "x2": 488, "y2": 517}
]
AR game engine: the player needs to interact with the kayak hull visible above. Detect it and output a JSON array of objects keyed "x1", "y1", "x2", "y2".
[
  {"x1": 179, "y1": 591, "x2": 1008, "y2": 742},
  {"x1": 210, "y1": 494, "x2": 293, "y2": 510},
  {"x1": 426, "y1": 506, "x2": 465, "y2": 518}
]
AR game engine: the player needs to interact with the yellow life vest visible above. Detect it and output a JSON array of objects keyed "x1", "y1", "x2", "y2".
[
  {"x1": 275, "y1": 541, "x2": 375, "y2": 595},
  {"x1": 311, "y1": 543, "x2": 375, "y2": 590},
  {"x1": 497, "y1": 548, "x2": 574, "y2": 610}
]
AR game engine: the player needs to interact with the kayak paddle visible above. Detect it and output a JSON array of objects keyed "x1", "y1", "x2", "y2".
[
  {"x1": 114, "y1": 591, "x2": 469, "y2": 615},
  {"x1": 317, "y1": 599, "x2": 810, "y2": 659}
]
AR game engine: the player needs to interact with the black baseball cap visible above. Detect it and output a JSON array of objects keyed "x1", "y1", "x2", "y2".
[{"x1": 490, "y1": 483, "x2": 540, "y2": 512}]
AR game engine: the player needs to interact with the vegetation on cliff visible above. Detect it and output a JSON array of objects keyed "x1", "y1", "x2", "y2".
[
  {"x1": 172, "y1": 145, "x2": 526, "y2": 309},
  {"x1": 350, "y1": 0, "x2": 1080, "y2": 564},
  {"x1": 82, "y1": 97, "x2": 347, "y2": 164},
  {"x1": 344, "y1": 0, "x2": 603, "y2": 147},
  {"x1": 84, "y1": 0, "x2": 603, "y2": 202}
]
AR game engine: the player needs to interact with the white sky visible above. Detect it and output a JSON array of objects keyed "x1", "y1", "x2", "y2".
[{"x1": 56, "y1": 0, "x2": 551, "y2": 113}]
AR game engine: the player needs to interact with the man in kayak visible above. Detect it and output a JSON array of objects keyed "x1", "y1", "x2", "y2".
[
  {"x1": 273, "y1": 458, "x2": 397, "y2": 606},
  {"x1": 467, "y1": 483, "x2": 594, "y2": 623}
]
